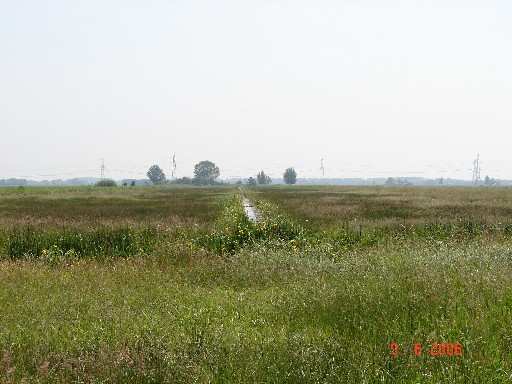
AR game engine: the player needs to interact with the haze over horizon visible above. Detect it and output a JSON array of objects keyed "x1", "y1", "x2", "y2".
[{"x1": 1, "y1": 0, "x2": 511, "y2": 181}]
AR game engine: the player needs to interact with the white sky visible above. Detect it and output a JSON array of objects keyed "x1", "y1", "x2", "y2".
[{"x1": 1, "y1": 0, "x2": 511, "y2": 180}]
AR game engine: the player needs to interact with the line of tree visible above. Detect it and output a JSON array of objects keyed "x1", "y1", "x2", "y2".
[
  {"x1": 144, "y1": 162, "x2": 298, "y2": 186},
  {"x1": 146, "y1": 160, "x2": 222, "y2": 186},
  {"x1": 385, "y1": 177, "x2": 412, "y2": 186},
  {"x1": 257, "y1": 171, "x2": 272, "y2": 185}
]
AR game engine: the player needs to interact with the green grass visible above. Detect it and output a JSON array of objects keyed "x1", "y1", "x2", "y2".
[
  {"x1": 5, "y1": 226, "x2": 158, "y2": 260},
  {"x1": 253, "y1": 185, "x2": 512, "y2": 230},
  {"x1": 2, "y1": 185, "x2": 512, "y2": 382},
  {"x1": 0, "y1": 186, "x2": 233, "y2": 262},
  {"x1": 0, "y1": 186, "x2": 230, "y2": 229},
  {"x1": 2, "y1": 240, "x2": 512, "y2": 382},
  {"x1": 195, "y1": 196, "x2": 305, "y2": 254}
]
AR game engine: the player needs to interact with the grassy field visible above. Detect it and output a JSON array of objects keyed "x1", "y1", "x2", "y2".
[
  {"x1": 255, "y1": 185, "x2": 512, "y2": 229},
  {"x1": 1, "y1": 185, "x2": 512, "y2": 383},
  {"x1": 0, "y1": 186, "x2": 227, "y2": 228},
  {"x1": 0, "y1": 186, "x2": 230, "y2": 262}
]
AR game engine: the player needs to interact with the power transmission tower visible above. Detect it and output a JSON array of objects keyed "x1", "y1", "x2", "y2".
[
  {"x1": 171, "y1": 154, "x2": 177, "y2": 179},
  {"x1": 472, "y1": 153, "x2": 481, "y2": 185},
  {"x1": 320, "y1": 158, "x2": 325, "y2": 177},
  {"x1": 100, "y1": 159, "x2": 106, "y2": 179}
]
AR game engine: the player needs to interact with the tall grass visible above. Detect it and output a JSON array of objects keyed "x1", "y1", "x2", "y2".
[
  {"x1": 3, "y1": 186, "x2": 512, "y2": 382},
  {"x1": 5, "y1": 226, "x2": 158, "y2": 260},
  {"x1": 195, "y1": 195, "x2": 305, "y2": 254},
  {"x1": 0, "y1": 185, "x2": 231, "y2": 228},
  {"x1": 2, "y1": 239, "x2": 512, "y2": 382},
  {"x1": 255, "y1": 185, "x2": 512, "y2": 231},
  {"x1": 195, "y1": 192, "x2": 512, "y2": 257},
  {"x1": 309, "y1": 220, "x2": 512, "y2": 251}
]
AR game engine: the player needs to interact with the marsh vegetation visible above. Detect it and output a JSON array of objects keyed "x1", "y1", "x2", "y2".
[{"x1": 1, "y1": 185, "x2": 512, "y2": 382}]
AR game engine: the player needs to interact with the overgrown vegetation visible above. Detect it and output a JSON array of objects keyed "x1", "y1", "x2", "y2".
[
  {"x1": 255, "y1": 185, "x2": 512, "y2": 230},
  {"x1": 195, "y1": 195, "x2": 305, "y2": 254},
  {"x1": 0, "y1": 186, "x2": 227, "y2": 228},
  {"x1": 194, "y1": 188, "x2": 512, "y2": 257},
  {"x1": 5, "y1": 226, "x2": 158, "y2": 260},
  {"x1": 3, "y1": 238, "x2": 512, "y2": 382},
  {"x1": 0, "y1": 186, "x2": 230, "y2": 261},
  {"x1": 2, "y1": 185, "x2": 512, "y2": 382}
]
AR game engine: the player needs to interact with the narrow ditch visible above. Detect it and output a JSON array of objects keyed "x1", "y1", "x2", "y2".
[
  {"x1": 242, "y1": 198, "x2": 258, "y2": 222},
  {"x1": 239, "y1": 188, "x2": 259, "y2": 222}
]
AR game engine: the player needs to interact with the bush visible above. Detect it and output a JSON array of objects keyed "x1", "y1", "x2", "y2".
[{"x1": 95, "y1": 179, "x2": 117, "y2": 187}]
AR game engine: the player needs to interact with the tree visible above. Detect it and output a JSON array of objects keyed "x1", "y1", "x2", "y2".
[
  {"x1": 386, "y1": 177, "x2": 411, "y2": 186},
  {"x1": 484, "y1": 175, "x2": 498, "y2": 186},
  {"x1": 194, "y1": 160, "x2": 220, "y2": 185},
  {"x1": 174, "y1": 177, "x2": 193, "y2": 185},
  {"x1": 257, "y1": 170, "x2": 272, "y2": 185},
  {"x1": 385, "y1": 177, "x2": 395, "y2": 186},
  {"x1": 147, "y1": 165, "x2": 166, "y2": 185},
  {"x1": 247, "y1": 177, "x2": 257, "y2": 186},
  {"x1": 283, "y1": 168, "x2": 297, "y2": 185}
]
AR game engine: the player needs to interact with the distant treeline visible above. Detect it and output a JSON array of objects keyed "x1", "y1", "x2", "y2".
[
  {"x1": 1, "y1": 177, "x2": 510, "y2": 187},
  {"x1": 0, "y1": 178, "x2": 150, "y2": 187}
]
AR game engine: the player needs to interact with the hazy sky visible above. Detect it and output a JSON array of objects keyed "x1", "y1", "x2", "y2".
[{"x1": 1, "y1": 0, "x2": 511, "y2": 180}]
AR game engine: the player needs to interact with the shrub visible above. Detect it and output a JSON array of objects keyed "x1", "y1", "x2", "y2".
[{"x1": 95, "y1": 179, "x2": 117, "y2": 187}]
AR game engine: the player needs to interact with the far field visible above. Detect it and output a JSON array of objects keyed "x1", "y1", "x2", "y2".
[
  {"x1": 1, "y1": 185, "x2": 512, "y2": 383},
  {"x1": 255, "y1": 185, "x2": 512, "y2": 229},
  {"x1": 0, "y1": 186, "x2": 227, "y2": 228}
]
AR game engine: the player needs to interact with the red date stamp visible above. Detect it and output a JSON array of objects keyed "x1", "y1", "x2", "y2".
[{"x1": 390, "y1": 342, "x2": 463, "y2": 358}]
